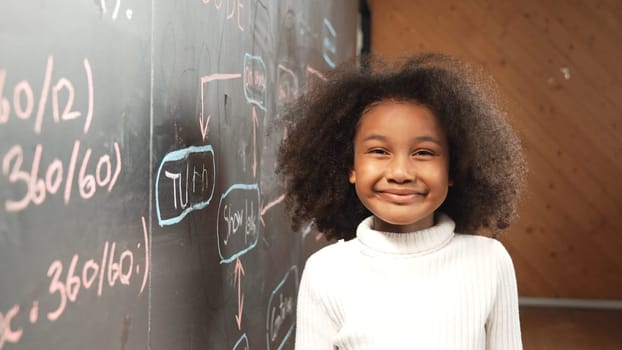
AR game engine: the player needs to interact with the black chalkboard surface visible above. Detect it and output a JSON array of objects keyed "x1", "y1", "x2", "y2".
[{"x1": 0, "y1": 1, "x2": 358, "y2": 349}]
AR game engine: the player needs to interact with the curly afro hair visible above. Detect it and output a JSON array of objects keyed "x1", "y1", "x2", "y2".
[{"x1": 277, "y1": 53, "x2": 526, "y2": 241}]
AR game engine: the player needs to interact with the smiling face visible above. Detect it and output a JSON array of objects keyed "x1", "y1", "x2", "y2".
[{"x1": 349, "y1": 100, "x2": 451, "y2": 233}]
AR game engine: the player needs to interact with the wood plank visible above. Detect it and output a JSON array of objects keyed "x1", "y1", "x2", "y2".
[{"x1": 520, "y1": 306, "x2": 622, "y2": 349}]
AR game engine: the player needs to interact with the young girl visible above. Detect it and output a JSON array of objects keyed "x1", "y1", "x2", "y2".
[{"x1": 277, "y1": 53, "x2": 526, "y2": 349}]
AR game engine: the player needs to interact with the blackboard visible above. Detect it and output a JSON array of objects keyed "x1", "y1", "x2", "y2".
[{"x1": 0, "y1": 1, "x2": 358, "y2": 349}]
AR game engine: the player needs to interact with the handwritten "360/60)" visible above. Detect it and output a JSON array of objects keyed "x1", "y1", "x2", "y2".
[{"x1": 2, "y1": 139, "x2": 122, "y2": 212}]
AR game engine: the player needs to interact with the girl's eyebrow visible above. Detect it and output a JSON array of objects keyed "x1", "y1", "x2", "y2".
[
  {"x1": 361, "y1": 134, "x2": 444, "y2": 146},
  {"x1": 360, "y1": 134, "x2": 388, "y2": 142},
  {"x1": 415, "y1": 135, "x2": 444, "y2": 146}
]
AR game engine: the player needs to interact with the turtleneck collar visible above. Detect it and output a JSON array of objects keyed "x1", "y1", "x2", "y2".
[{"x1": 356, "y1": 213, "x2": 455, "y2": 256}]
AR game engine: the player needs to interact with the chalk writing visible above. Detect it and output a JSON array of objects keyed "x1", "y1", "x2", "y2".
[
  {"x1": 100, "y1": 0, "x2": 133, "y2": 21},
  {"x1": 217, "y1": 184, "x2": 260, "y2": 264},
  {"x1": 0, "y1": 216, "x2": 149, "y2": 349},
  {"x1": 0, "y1": 56, "x2": 94, "y2": 135},
  {"x1": 0, "y1": 305, "x2": 22, "y2": 349},
  {"x1": 155, "y1": 145, "x2": 215, "y2": 226},
  {"x1": 2, "y1": 140, "x2": 122, "y2": 212},
  {"x1": 266, "y1": 265, "x2": 298, "y2": 350},
  {"x1": 100, "y1": 0, "x2": 120, "y2": 20},
  {"x1": 46, "y1": 220, "x2": 149, "y2": 320},
  {"x1": 201, "y1": 0, "x2": 247, "y2": 32},
  {"x1": 243, "y1": 54, "x2": 267, "y2": 111},
  {"x1": 221, "y1": 200, "x2": 256, "y2": 244}
]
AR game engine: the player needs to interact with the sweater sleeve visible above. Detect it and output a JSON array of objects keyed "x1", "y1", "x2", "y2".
[
  {"x1": 486, "y1": 241, "x2": 523, "y2": 349},
  {"x1": 295, "y1": 254, "x2": 340, "y2": 350}
]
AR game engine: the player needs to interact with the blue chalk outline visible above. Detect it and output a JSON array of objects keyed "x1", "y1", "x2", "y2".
[
  {"x1": 155, "y1": 145, "x2": 216, "y2": 226},
  {"x1": 323, "y1": 18, "x2": 336, "y2": 36},
  {"x1": 265, "y1": 265, "x2": 299, "y2": 350},
  {"x1": 232, "y1": 333, "x2": 249, "y2": 350},
  {"x1": 217, "y1": 183, "x2": 260, "y2": 264},
  {"x1": 322, "y1": 18, "x2": 337, "y2": 68},
  {"x1": 243, "y1": 53, "x2": 268, "y2": 111}
]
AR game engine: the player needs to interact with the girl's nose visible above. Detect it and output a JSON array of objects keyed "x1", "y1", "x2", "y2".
[{"x1": 386, "y1": 156, "x2": 416, "y2": 183}]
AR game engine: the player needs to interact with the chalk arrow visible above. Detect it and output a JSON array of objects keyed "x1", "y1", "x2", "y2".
[
  {"x1": 199, "y1": 112, "x2": 211, "y2": 142},
  {"x1": 259, "y1": 194, "x2": 286, "y2": 227},
  {"x1": 234, "y1": 257, "x2": 245, "y2": 330},
  {"x1": 199, "y1": 72, "x2": 242, "y2": 142}
]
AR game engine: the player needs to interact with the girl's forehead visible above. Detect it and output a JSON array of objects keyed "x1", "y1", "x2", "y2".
[
  {"x1": 355, "y1": 101, "x2": 448, "y2": 143},
  {"x1": 360, "y1": 99, "x2": 440, "y2": 124},
  {"x1": 359, "y1": 100, "x2": 440, "y2": 126}
]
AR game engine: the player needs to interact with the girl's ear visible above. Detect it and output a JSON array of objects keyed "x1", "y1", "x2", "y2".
[
  {"x1": 448, "y1": 178, "x2": 454, "y2": 186},
  {"x1": 348, "y1": 169, "x2": 356, "y2": 184}
]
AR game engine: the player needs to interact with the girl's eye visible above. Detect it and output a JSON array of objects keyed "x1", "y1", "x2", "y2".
[
  {"x1": 369, "y1": 149, "x2": 388, "y2": 155},
  {"x1": 413, "y1": 149, "x2": 434, "y2": 157}
]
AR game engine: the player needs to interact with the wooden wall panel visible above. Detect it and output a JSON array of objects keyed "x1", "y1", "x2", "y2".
[{"x1": 367, "y1": 0, "x2": 622, "y2": 299}]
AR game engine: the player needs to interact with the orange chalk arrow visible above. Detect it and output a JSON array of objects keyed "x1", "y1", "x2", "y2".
[{"x1": 233, "y1": 257, "x2": 245, "y2": 330}]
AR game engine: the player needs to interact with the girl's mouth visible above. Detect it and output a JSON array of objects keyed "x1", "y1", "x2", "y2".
[{"x1": 377, "y1": 190, "x2": 425, "y2": 204}]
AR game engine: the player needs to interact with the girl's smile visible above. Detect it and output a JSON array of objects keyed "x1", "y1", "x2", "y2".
[
  {"x1": 349, "y1": 100, "x2": 451, "y2": 233},
  {"x1": 376, "y1": 188, "x2": 426, "y2": 204}
]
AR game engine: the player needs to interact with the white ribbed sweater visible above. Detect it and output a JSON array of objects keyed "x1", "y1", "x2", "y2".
[{"x1": 295, "y1": 214, "x2": 522, "y2": 349}]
